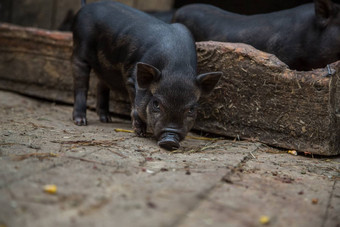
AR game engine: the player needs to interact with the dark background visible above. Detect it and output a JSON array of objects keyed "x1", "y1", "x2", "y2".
[
  {"x1": 1, "y1": 0, "x2": 340, "y2": 30},
  {"x1": 174, "y1": 0, "x2": 314, "y2": 14}
]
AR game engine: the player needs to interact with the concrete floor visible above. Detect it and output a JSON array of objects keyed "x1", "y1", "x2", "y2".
[{"x1": 0, "y1": 90, "x2": 339, "y2": 227}]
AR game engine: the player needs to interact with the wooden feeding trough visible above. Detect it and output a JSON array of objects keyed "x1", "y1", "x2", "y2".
[{"x1": 0, "y1": 23, "x2": 339, "y2": 155}]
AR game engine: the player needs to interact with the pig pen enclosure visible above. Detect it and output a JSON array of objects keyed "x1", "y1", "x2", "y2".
[
  {"x1": 1, "y1": 2, "x2": 340, "y2": 227},
  {"x1": 0, "y1": 23, "x2": 339, "y2": 155}
]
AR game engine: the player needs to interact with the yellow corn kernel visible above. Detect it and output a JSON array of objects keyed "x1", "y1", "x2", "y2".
[
  {"x1": 287, "y1": 150, "x2": 298, "y2": 156},
  {"x1": 43, "y1": 184, "x2": 57, "y2": 194},
  {"x1": 259, "y1": 215, "x2": 270, "y2": 225}
]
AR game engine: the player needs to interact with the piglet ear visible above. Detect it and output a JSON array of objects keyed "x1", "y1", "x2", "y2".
[
  {"x1": 314, "y1": 0, "x2": 334, "y2": 26},
  {"x1": 136, "y1": 62, "x2": 161, "y2": 89},
  {"x1": 196, "y1": 72, "x2": 222, "y2": 96}
]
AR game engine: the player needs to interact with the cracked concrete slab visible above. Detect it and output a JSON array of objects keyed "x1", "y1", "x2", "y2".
[{"x1": 0, "y1": 90, "x2": 339, "y2": 227}]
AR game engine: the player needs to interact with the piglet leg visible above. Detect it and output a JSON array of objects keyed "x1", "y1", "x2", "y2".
[
  {"x1": 131, "y1": 109, "x2": 146, "y2": 137},
  {"x1": 96, "y1": 80, "x2": 112, "y2": 123},
  {"x1": 72, "y1": 57, "x2": 90, "y2": 126}
]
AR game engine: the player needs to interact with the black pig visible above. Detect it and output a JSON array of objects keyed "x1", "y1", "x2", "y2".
[
  {"x1": 173, "y1": 0, "x2": 340, "y2": 71},
  {"x1": 71, "y1": 1, "x2": 222, "y2": 150}
]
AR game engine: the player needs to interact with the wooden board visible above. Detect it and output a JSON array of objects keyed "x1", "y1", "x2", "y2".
[
  {"x1": 195, "y1": 42, "x2": 340, "y2": 155},
  {"x1": 0, "y1": 23, "x2": 339, "y2": 155},
  {"x1": 1, "y1": 0, "x2": 174, "y2": 30}
]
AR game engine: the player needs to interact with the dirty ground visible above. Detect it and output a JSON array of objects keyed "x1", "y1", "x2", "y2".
[{"x1": 0, "y1": 90, "x2": 339, "y2": 227}]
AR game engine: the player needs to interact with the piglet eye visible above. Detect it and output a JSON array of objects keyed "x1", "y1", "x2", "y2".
[
  {"x1": 188, "y1": 106, "x2": 196, "y2": 115},
  {"x1": 153, "y1": 100, "x2": 160, "y2": 111}
]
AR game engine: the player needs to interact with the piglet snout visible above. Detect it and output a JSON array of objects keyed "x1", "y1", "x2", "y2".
[{"x1": 157, "y1": 132, "x2": 180, "y2": 151}]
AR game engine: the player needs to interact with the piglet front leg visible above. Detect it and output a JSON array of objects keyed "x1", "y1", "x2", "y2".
[
  {"x1": 72, "y1": 57, "x2": 91, "y2": 126},
  {"x1": 131, "y1": 109, "x2": 147, "y2": 137},
  {"x1": 96, "y1": 80, "x2": 112, "y2": 123}
]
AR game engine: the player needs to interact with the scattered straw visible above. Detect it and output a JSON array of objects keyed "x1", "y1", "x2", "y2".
[
  {"x1": 114, "y1": 128, "x2": 134, "y2": 133},
  {"x1": 11, "y1": 152, "x2": 58, "y2": 161},
  {"x1": 186, "y1": 135, "x2": 219, "y2": 141}
]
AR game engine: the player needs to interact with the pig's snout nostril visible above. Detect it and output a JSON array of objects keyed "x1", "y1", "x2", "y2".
[
  {"x1": 157, "y1": 132, "x2": 180, "y2": 151},
  {"x1": 158, "y1": 140, "x2": 180, "y2": 151}
]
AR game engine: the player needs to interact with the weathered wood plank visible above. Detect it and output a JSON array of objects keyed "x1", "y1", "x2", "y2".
[
  {"x1": 0, "y1": 23, "x2": 339, "y2": 155},
  {"x1": 11, "y1": 0, "x2": 54, "y2": 29},
  {"x1": 135, "y1": 0, "x2": 174, "y2": 11},
  {"x1": 53, "y1": 0, "x2": 81, "y2": 30},
  {"x1": 195, "y1": 42, "x2": 340, "y2": 155},
  {"x1": 0, "y1": 0, "x2": 12, "y2": 23}
]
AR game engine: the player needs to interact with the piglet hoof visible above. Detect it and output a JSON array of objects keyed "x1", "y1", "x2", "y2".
[
  {"x1": 73, "y1": 116, "x2": 87, "y2": 126},
  {"x1": 99, "y1": 114, "x2": 112, "y2": 123}
]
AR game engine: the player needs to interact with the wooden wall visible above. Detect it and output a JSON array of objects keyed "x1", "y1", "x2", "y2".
[{"x1": 0, "y1": 0, "x2": 174, "y2": 30}]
